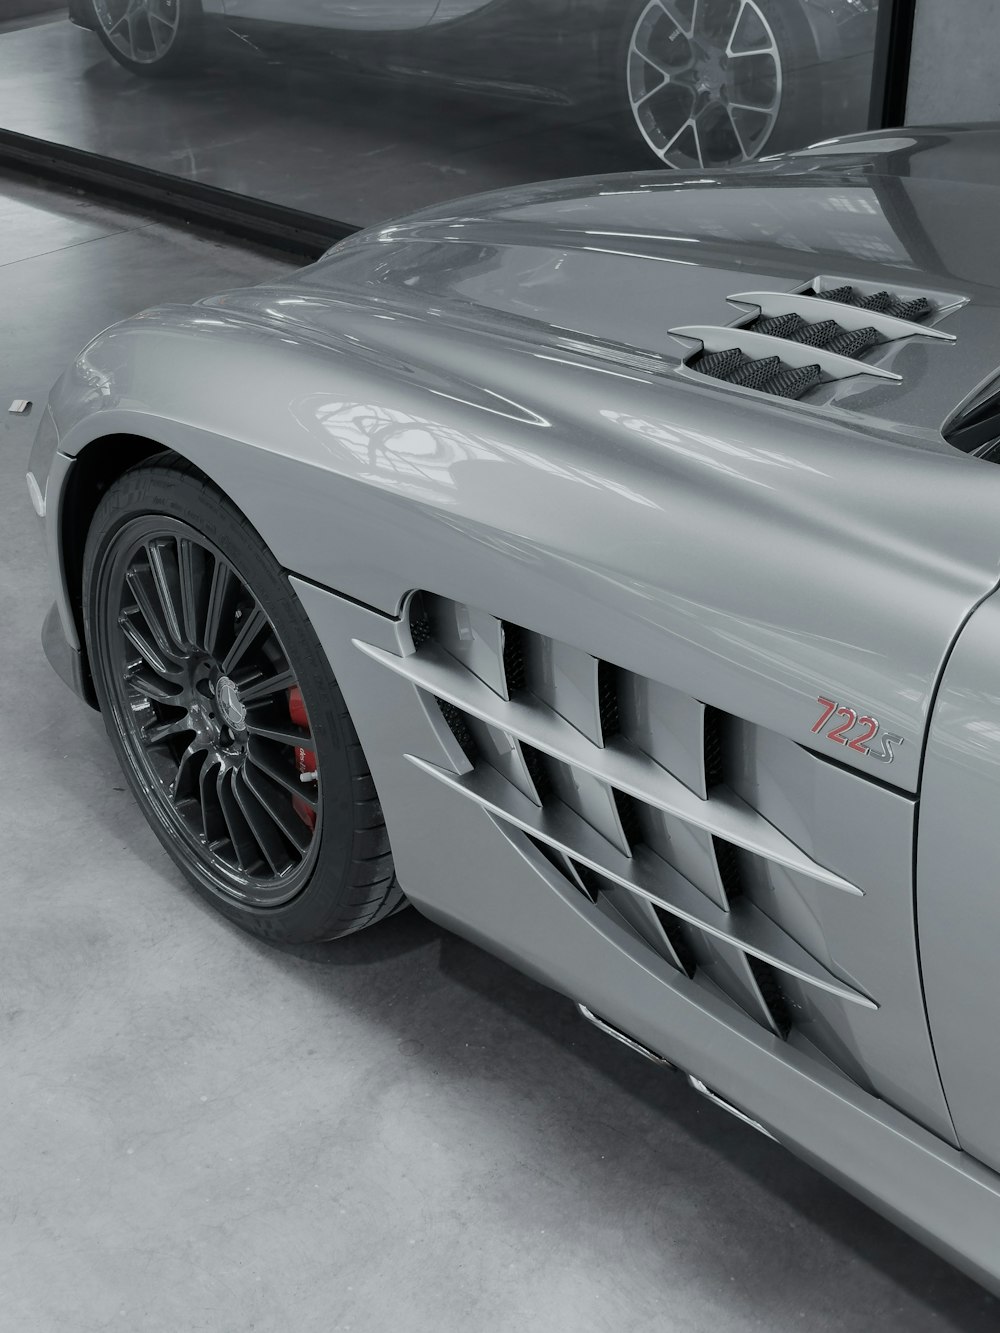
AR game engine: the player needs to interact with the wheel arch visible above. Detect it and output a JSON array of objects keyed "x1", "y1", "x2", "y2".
[{"x1": 57, "y1": 433, "x2": 214, "y2": 702}]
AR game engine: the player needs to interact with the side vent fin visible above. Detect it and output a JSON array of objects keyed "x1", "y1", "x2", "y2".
[{"x1": 357, "y1": 634, "x2": 862, "y2": 896}]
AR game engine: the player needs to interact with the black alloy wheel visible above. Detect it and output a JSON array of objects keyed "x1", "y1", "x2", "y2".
[{"x1": 84, "y1": 458, "x2": 402, "y2": 943}]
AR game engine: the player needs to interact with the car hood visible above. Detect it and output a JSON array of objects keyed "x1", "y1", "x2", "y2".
[
  {"x1": 48, "y1": 129, "x2": 1000, "y2": 793},
  {"x1": 205, "y1": 124, "x2": 1000, "y2": 448}
]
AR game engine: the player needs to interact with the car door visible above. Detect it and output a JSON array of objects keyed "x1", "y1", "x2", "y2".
[
  {"x1": 918, "y1": 583, "x2": 1000, "y2": 1177},
  {"x1": 221, "y1": 0, "x2": 439, "y2": 31}
]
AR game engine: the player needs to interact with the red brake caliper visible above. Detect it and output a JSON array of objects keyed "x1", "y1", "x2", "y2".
[{"x1": 288, "y1": 685, "x2": 317, "y2": 830}]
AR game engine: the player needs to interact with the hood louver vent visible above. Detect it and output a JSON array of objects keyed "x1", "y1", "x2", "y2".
[
  {"x1": 696, "y1": 346, "x2": 823, "y2": 399},
  {"x1": 671, "y1": 277, "x2": 958, "y2": 402},
  {"x1": 811, "y1": 284, "x2": 932, "y2": 323}
]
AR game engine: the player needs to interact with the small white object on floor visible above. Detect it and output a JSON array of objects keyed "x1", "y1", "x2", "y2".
[{"x1": 9, "y1": 400, "x2": 32, "y2": 415}]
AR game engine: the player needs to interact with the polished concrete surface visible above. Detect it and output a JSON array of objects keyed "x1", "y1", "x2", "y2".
[
  {"x1": 2, "y1": 174, "x2": 999, "y2": 1331},
  {"x1": 907, "y1": 0, "x2": 1000, "y2": 123},
  {"x1": 0, "y1": 11, "x2": 645, "y2": 227}
]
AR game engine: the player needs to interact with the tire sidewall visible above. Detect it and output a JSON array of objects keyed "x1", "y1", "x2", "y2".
[{"x1": 83, "y1": 462, "x2": 365, "y2": 943}]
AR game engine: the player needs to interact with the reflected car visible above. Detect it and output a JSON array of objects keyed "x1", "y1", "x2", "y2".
[
  {"x1": 27, "y1": 125, "x2": 1000, "y2": 1295},
  {"x1": 69, "y1": 0, "x2": 878, "y2": 168}
]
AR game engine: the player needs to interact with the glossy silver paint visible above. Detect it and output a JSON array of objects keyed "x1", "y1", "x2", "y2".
[
  {"x1": 29, "y1": 125, "x2": 1000, "y2": 1292},
  {"x1": 919, "y1": 589, "x2": 1000, "y2": 1179}
]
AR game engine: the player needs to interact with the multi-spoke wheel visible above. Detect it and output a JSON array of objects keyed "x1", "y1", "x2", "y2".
[
  {"x1": 84, "y1": 458, "x2": 403, "y2": 942},
  {"x1": 90, "y1": 0, "x2": 202, "y2": 76},
  {"x1": 622, "y1": 0, "x2": 817, "y2": 169}
]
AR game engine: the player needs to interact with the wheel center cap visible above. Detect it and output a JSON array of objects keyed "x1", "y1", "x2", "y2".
[
  {"x1": 215, "y1": 676, "x2": 247, "y2": 732},
  {"x1": 696, "y1": 58, "x2": 726, "y2": 97}
]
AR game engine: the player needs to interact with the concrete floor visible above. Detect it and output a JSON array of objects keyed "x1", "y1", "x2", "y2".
[{"x1": 1, "y1": 174, "x2": 998, "y2": 1332}]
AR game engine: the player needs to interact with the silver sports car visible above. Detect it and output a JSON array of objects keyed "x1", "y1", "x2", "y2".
[
  {"x1": 29, "y1": 124, "x2": 1000, "y2": 1294},
  {"x1": 70, "y1": 0, "x2": 878, "y2": 169}
]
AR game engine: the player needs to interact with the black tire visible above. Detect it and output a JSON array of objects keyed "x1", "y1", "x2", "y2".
[
  {"x1": 89, "y1": 0, "x2": 203, "y2": 77},
  {"x1": 83, "y1": 456, "x2": 404, "y2": 944},
  {"x1": 617, "y1": 0, "x2": 824, "y2": 169}
]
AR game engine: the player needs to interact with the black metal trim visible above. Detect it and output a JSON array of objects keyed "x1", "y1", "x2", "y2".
[
  {"x1": 867, "y1": 0, "x2": 917, "y2": 130},
  {"x1": 42, "y1": 601, "x2": 95, "y2": 707},
  {"x1": 0, "y1": 128, "x2": 358, "y2": 260}
]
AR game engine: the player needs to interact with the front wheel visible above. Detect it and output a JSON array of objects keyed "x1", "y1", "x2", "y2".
[
  {"x1": 90, "y1": 0, "x2": 203, "y2": 76},
  {"x1": 620, "y1": 0, "x2": 822, "y2": 169},
  {"x1": 83, "y1": 457, "x2": 404, "y2": 944}
]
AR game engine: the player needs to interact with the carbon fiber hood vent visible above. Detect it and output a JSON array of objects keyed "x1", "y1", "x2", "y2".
[{"x1": 671, "y1": 277, "x2": 961, "y2": 401}]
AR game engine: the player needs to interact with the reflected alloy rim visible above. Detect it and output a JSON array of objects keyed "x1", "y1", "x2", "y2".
[
  {"x1": 97, "y1": 517, "x2": 321, "y2": 908},
  {"x1": 92, "y1": 0, "x2": 182, "y2": 65},
  {"x1": 626, "y1": 0, "x2": 783, "y2": 169}
]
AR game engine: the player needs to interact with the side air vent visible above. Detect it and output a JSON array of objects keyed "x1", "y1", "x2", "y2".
[
  {"x1": 672, "y1": 275, "x2": 960, "y2": 402},
  {"x1": 356, "y1": 596, "x2": 880, "y2": 1059},
  {"x1": 351, "y1": 592, "x2": 955, "y2": 1133}
]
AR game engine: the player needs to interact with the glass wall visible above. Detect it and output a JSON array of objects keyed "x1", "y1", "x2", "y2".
[
  {"x1": 907, "y1": 0, "x2": 999, "y2": 124},
  {"x1": 0, "y1": 1, "x2": 884, "y2": 228}
]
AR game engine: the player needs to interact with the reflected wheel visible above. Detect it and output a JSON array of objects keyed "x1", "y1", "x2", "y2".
[
  {"x1": 90, "y1": 0, "x2": 203, "y2": 76},
  {"x1": 621, "y1": 0, "x2": 818, "y2": 168}
]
